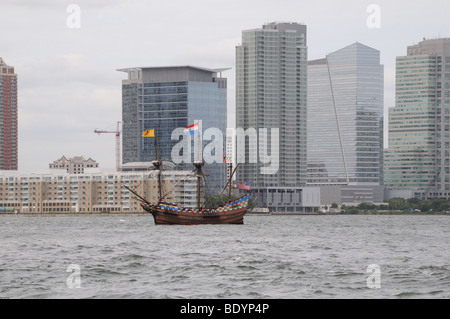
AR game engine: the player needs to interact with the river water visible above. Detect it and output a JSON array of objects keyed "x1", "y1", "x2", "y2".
[{"x1": 0, "y1": 214, "x2": 449, "y2": 299}]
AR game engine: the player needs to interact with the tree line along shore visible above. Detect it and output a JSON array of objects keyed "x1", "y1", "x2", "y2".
[{"x1": 335, "y1": 197, "x2": 450, "y2": 215}]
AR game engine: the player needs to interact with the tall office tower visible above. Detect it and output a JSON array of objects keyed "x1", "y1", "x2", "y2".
[
  {"x1": 384, "y1": 38, "x2": 450, "y2": 198},
  {"x1": 0, "y1": 57, "x2": 18, "y2": 170},
  {"x1": 118, "y1": 66, "x2": 228, "y2": 191},
  {"x1": 236, "y1": 22, "x2": 308, "y2": 188},
  {"x1": 307, "y1": 43, "x2": 384, "y2": 186}
]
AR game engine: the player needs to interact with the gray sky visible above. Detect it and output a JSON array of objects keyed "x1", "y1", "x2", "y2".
[{"x1": 1, "y1": 0, "x2": 449, "y2": 173}]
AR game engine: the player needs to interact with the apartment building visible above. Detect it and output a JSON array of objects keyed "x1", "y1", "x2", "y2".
[
  {"x1": 0, "y1": 170, "x2": 197, "y2": 213},
  {"x1": 236, "y1": 22, "x2": 308, "y2": 189}
]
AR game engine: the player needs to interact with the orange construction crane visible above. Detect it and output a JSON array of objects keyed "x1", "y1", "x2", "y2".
[{"x1": 94, "y1": 121, "x2": 121, "y2": 172}]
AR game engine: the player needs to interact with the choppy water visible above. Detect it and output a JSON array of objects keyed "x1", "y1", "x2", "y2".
[{"x1": 0, "y1": 215, "x2": 449, "y2": 299}]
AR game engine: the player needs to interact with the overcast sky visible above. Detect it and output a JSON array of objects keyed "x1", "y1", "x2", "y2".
[{"x1": 1, "y1": 0, "x2": 449, "y2": 173}]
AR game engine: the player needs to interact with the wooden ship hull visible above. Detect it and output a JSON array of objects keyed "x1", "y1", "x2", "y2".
[{"x1": 141, "y1": 194, "x2": 250, "y2": 225}]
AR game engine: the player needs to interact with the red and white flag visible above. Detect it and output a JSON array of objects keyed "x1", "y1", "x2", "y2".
[
  {"x1": 237, "y1": 182, "x2": 251, "y2": 190},
  {"x1": 184, "y1": 123, "x2": 199, "y2": 135}
]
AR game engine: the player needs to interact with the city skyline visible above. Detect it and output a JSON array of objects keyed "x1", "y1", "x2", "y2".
[{"x1": 1, "y1": 0, "x2": 449, "y2": 173}]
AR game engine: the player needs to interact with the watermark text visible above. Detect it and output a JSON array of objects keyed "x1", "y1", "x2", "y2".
[
  {"x1": 366, "y1": 264, "x2": 381, "y2": 288},
  {"x1": 366, "y1": 4, "x2": 381, "y2": 29},
  {"x1": 66, "y1": 4, "x2": 81, "y2": 29},
  {"x1": 66, "y1": 264, "x2": 81, "y2": 288}
]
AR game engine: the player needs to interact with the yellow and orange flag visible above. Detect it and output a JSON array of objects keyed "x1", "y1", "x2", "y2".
[{"x1": 142, "y1": 129, "x2": 155, "y2": 137}]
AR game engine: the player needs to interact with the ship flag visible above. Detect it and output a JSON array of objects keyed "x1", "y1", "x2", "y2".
[
  {"x1": 237, "y1": 182, "x2": 251, "y2": 190},
  {"x1": 142, "y1": 129, "x2": 155, "y2": 137},
  {"x1": 184, "y1": 122, "x2": 199, "y2": 135}
]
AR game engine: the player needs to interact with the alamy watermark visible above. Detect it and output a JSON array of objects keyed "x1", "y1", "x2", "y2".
[
  {"x1": 366, "y1": 4, "x2": 381, "y2": 29},
  {"x1": 66, "y1": 4, "x2": 81, "y2": 29},
  {"x1": 366, "y1": 264, "x2": 381, "y2": 289},
  {"x1": 169, "y1": 123, "x2": 279, "y2": 175},
  {"x1": 66, "y1": 264, "x2": 81, "y2": 288}
]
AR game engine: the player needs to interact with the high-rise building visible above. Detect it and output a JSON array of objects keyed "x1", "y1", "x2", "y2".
[
  {"x1": 235, "y1": 22, "x2": 321, "y2": 213},
  {"x1": 118, "y1": 66, "x2": 229, "y2": 191},
  {"x1": 307, "y1": 43, "x2": 384, "y2": 186},
  {"x1": 236, "y1": 22, "x2": 308, "y2": 188},
  {"x1": 384, "y1": 38, "x2": 450, "y2": 198},
  {"x1": 0, "y1": 57, "x2": 18, "y2": 170}
]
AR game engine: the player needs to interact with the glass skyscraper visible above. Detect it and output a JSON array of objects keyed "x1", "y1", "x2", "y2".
[
  {"x1": 118, "y1": 66, "x2": 228, "y2": 192},
  {"x1": 307, "y1": 43, "x2": 384, "y2": 186},
  {"x1": 384, "y1": 38, "x2": 450, "y2": 198},
  {"x1": 236, "y1": 22, "x2": 308, "y2": 188}
]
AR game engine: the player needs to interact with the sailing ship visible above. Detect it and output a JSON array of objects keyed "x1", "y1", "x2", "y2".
[{"x1": 125, "y1": 128, "x2": 250, "y2": 225}]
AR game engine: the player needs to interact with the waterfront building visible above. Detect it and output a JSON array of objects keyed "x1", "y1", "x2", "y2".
[
  {"x1": 252, "y1": 187, "x2": 320, "y2": 213},
  {"x1": 0, "y1": 57, "x2": 18, "y2": 170},
  {"x1": 384, "y1": 38, "x2": 450, "y2": 199},
  {"x1": 118, "y1": 66, "x2": 229, "y2": 192},
  {"x1": 307, "y1": 43, "x2": 384, "y2": 204},
  {"x1": 236, "y1": 22, "x2": 308, "y2": 189},
  {"x1": 49, "y1": 156, "x2": 99, "y2": 174},
  {"x1": 0, "y1": 169, "x2": 197, "y2": 213},
  {"x1": 307, "y1": 42, "x2": 384, "y2": 185},
  {"x1": 235, "y1": 22, "x2": 309, "y2": 212}
]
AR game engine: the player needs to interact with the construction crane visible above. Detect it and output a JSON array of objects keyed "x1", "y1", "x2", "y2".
[{"x1": 94, "y1": 121, "x2": 121, "y2": 172}]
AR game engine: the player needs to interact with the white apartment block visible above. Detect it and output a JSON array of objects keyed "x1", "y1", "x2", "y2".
[{"x1": 0, "y1": 170, "x2": 197, "y2": 213}]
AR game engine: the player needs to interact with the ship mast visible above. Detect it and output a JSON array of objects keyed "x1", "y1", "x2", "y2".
[
  {"x1": 228, "y1": 161, "x2": 233, "y2": 200},
  {"x1": 193, "y1": 160, "x2": 205, "y2": 210},
  {"x1": 152, "y1": 134, "x2": 163, "y2": 202},
  {"x1": 219, "y1": 161, "x2": 239, "y2": 198},
  {"x1": 193, "y1": 127, "x2": 206, "y2": 210}
]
